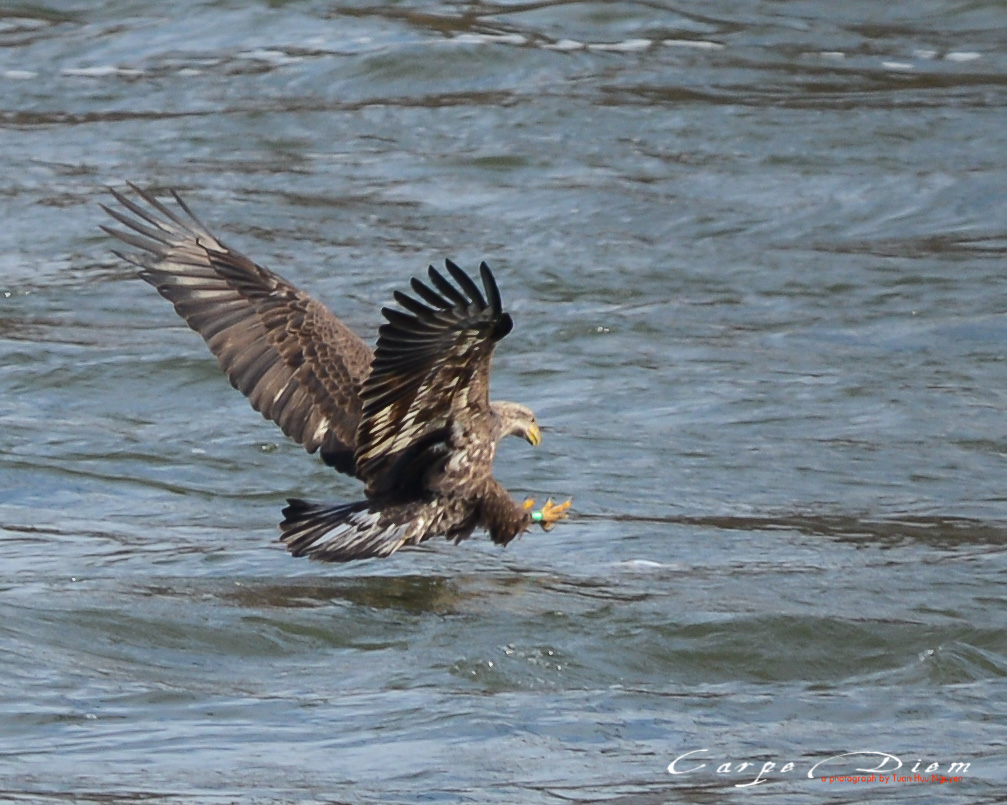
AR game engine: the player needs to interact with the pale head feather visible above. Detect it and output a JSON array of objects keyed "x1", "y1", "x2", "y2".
[{"x1": 490, "y1": 400, "x2": 540, "y2": 446}]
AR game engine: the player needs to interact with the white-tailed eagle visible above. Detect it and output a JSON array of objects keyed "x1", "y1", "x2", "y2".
[{"x1": 101, "y1": 184, "x2": 569, "y2": 561}]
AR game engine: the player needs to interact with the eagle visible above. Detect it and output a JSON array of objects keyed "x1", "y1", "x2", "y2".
[{"x1": 101, "y1": 184, "x2": 569, "y2": 562}]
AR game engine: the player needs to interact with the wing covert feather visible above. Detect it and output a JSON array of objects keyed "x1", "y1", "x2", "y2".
[{"x1": 355, "y1": 260, "x2": 513, "y2": 495}]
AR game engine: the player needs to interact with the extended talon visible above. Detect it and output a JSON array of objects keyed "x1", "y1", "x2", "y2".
[
  {"x1": 522, "y1": 498, "x2": 535, "y2": 512},
  {"x1": 531, "y1": 497, "x2": 571, "y2": 531}
]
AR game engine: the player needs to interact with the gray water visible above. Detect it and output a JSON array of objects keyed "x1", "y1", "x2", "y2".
[{"x1": 2, "y1": 1, "x2": 1007, "y2": 802}]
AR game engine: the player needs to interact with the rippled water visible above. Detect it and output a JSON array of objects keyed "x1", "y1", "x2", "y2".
[{"x1": 2, "y1": 1, "x2": 1007, "y2": 802}]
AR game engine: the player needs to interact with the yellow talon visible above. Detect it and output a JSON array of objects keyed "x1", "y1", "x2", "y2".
[
  {"x1": 533, "y1": 497, "x2": 571, "y2": 531},
  {"x1": 522, "y1": 498, "x2": 535, "y2": 511}
]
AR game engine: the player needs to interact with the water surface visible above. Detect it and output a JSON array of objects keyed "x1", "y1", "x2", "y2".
[{"x1": 2, "y1": 1, "x2": 1007, "y2": 802}]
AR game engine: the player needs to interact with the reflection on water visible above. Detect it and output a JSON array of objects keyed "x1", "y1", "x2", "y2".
[
  {"x1": 222, "y1": 574, "x2": 467, "y2": 614},
  {"x1": 2, "y1": 0, "x2": 1007, "y2": 802}
]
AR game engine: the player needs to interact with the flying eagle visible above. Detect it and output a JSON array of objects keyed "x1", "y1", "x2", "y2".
[{"x1": 101, "y1": 184, "x2": 569, "y2": 562}]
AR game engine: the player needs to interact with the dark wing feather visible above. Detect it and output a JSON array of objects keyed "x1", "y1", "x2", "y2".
[
  {"x1": 354, "y1": 259, "x2": 513, "y2": 496},
  {"x1": 102, "y1": 184, "x2": 372, "y2": 476}
]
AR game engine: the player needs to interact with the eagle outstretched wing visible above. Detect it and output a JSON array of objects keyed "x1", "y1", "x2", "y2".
[
  {"x1": 101, "y1": 184, "x2": 372, "y2": 476},
  {"x1": 354, "y1": 260, "x2": 513, "y2": 496}
]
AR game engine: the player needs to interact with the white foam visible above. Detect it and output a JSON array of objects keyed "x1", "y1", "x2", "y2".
[
  {"x1": 663, "y1": 39, "x2": 724, "y2": 51},
  {"x1": 452, "y1": 33, "x2": 527, "y2": 46},
  {"x1": 588, "y1": 39, "x2": 652, "y2": 52},
  {"x1": 546, "y1": 39, "x2": 585, "y2": 52},
  {"x1": 945, "y1": 51, "x2": 981, "y2": 63},
  {"x1": 238, "y1": 49, "x2": 302, "y2": 65},
  {"x1": 616, "y1": 559, "x2": 668, "y2": 572},
  {"x1": 61, "y1": 66, "x2": 144, "y2": 78}
]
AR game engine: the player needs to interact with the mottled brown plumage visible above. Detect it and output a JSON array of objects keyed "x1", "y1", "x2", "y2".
[{"x1": 102, "y1": 184, "x2": 569, "y2": 561}]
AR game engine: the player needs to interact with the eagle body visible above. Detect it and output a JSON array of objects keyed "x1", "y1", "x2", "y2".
[
  {"x1": 283, "y1": 401, "x2": 527, "y2": 560},
  {"x1": 102, "y1": 184, "x2": 567, "y2": 562}
]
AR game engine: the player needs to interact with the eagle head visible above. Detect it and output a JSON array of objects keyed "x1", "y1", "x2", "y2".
[{"x1": 491, "y1": 401, "x2": 540, "y2": 447}]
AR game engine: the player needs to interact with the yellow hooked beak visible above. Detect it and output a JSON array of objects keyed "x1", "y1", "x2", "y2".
[{"x1": 525, "y1": 423, "x2": 541, "y2": 447}]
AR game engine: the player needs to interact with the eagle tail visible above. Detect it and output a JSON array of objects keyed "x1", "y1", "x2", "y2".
[{"x1": 279, "y1": 498, "x2": 410, "y2": 562}]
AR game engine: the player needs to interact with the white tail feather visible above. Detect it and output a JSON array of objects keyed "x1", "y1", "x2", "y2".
[{"x1": 280, "y1": 499, "x2": 410, "y2": 562}]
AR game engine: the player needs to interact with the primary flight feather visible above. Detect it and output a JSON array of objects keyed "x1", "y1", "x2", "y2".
[{"x1": 102, "y1": 184, "x2": 569, "y2": 561}]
